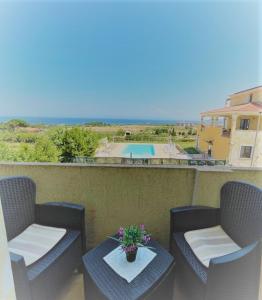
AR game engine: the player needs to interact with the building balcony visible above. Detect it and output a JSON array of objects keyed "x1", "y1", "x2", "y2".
[
  {"x1": 221, "y1": 128, "x2": 231, "y2": 137},
  {"x1": 0, "y1": 162, "x2": 261, "y2": 300}
]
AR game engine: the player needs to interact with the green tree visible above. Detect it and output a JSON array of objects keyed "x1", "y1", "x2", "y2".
[
  {"x1": 60, "y1": 127, "x2": 98, "y2": 162},
  {"x1": 170, "y1": 128, "x2": 176, "y2": 136},
  {"x1": 6, "y1": 119, "x2": 29, "y2": 130},
  {"x1": 188, "y1": 127, "x2": 197, "y2": 136},
  {"x1": 191, "y1": 129, "x2": 197, "y2": 135},
  {"x1": 154, "y1": 128, "x2": 160, "y2": 135},
  {"x1": 48, "y1": 127, "x2": 66, "y2": 148},
  {"x1": 154, "y1": 127, "x2": 168, "y2": 135}
]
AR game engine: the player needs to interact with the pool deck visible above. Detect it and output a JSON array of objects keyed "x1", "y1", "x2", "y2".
[{"x1": 95, "y1": 143, "x2": 190, "y2": 159}]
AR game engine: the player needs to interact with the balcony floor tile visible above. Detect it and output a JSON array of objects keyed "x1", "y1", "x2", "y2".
[{"x1": 56, "y1": 273, "x2": 84, "y2": 300}]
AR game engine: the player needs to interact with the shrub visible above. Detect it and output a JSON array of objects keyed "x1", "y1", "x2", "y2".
[
  {"x1": 15, "y1": 132, "x2": 38, "y2": 143},
  {"x1": 32, "y1": 137, "x2": 60, "y2": 162},
  {"x1": 184, "y1": 147, "x2": 200, "y2": 154},
  {"x1": 0, "y1": 142, "x2": 15, "y2": 161},
  {"x1": 154, "y1": 127, "x2": 168, "y2": 135},
  {"x1": 17, "y1": 138, "x2": 60, "y2": 162},
  {"x1": 16, "y1": 143, "x2": 35, "y2": 162},
  {"x1": 48, "y1": 127, "x2": 66, "y2": 148},
  {"x1": 116, "y1": 129, "x2": 125, "y2": 136},
  {"x1": 0, "y1": 131, "x2": 16, "y2": 142},
  {"x1": 180, "y1": 138, "x2": 195, "y2": 142},
  {"x1": 60, "y1": 127, "x2": 98, "y2": 162}
]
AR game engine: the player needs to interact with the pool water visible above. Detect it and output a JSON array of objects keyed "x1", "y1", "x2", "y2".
[{"x1": 122, "y1": 144, "x2": 155, "y2": 158}]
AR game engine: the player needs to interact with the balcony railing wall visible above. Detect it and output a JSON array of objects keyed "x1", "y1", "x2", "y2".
[{"x1": 0, "y1": 163, "x2": 261, "y2": 249}]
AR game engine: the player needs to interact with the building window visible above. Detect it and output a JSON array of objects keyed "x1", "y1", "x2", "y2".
[
  {"x1": 240, "y1": 146, "x2": 252, "y2": 158},
  {"x1": 240, "y1": 119, "x2": 250, "y2": 130}
]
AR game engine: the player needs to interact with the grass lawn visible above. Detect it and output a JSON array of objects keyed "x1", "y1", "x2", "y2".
[{"x1": 176, "y1": 140, "x2": 199, "y2": 154}]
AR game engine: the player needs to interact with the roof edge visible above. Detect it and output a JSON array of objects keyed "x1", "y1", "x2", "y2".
[{"x1": 230, "y1": 85, "x2": 262, "y2": 96}]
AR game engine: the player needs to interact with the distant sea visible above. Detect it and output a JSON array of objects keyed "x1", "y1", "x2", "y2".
[{"x1": 0, "y1": 116, "x2": 198, "y2": 126}]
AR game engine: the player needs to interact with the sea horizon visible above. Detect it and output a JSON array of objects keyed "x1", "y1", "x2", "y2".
[{"x1": 0, "y1": 116, "x2": 199, "y2": 126}]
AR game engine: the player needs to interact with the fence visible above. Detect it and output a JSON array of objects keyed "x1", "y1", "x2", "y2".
[{"x1": 72, "y1": 156, "x2": 226, "y2": 166}]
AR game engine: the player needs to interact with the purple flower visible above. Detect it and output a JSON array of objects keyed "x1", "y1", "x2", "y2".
[
  {"x1": 123, "y1": 245, "x2": 137, "y2": 253},
  {"x1": 140, "y1": 224, "x2": 145, "y2": 231},
  {"x1": 143, "y1": 235, "x2": 151, "y2": 244},
  {"x1": 118, "y1": 227, "x2": 124, "y2": 237}
]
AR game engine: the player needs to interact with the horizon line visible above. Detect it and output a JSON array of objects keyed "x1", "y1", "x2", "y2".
[{"x1": 0, "y1": 115, "x2": 199, "y2": 122}]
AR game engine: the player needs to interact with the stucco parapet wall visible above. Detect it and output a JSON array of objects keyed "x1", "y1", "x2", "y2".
[
  {"x1": 230, "y1": 167, "x2": 262, "y2": 172},
  {"x1": 195, "y1": 166, "x2": 262, "y2": 172},
  {"x1": 195, "y1": 166, "x2": 233, "y2": 172},
  {"x1": 0, "y1": 162, "x2": 261, "y2": 173},
  {"x1": 0, "y1": 162, "x2": 249, "y2": 171},
  {"x1": 0, "y1": 162, "x2": 261, "y2": 248},
  {"x1": 0, "y1": 162, "x2": 199, "y2": 170}
]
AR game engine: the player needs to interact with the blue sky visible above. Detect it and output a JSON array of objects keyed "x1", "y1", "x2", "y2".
[{"x1": 0, "y1": 1, "x2": 260, "y2": 120}]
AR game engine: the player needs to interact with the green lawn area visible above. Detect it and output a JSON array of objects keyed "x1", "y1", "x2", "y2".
[{"x1": 176, "y1": 140, "x2": 199, "y2": 154}]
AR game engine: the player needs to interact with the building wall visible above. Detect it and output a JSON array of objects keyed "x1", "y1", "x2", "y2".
[
  {"x1": 252, "y1": 131, "x2": 262, "y2": 167},
  {"x1": 0, "y1": 201, "x2": 16, "y2": 300},
  {"x1": 225, "y1": 116, "x2": 232, "y2": 129},
  {"x1": 236, "y1": 115, "x2": 260, "y2": 130},
  {"x1": 230, "y1": 130, "x2": 262, "y2": 167},
  {"x1": 197, "y1": 126, "x2": 230, "y2": 160},
  {"x1": 230, "y1": 87, "x2": 262, "y2": 106},
  {"x1": 198, "y1": 115, "x2": 262, "y2": 166}
]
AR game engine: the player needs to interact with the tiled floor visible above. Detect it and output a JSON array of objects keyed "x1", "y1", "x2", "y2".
[
  {"x1": 56, "y1": 273, "x2": 180, "y2": 300},
  {"x1": 56, "y1": 271, "x2": 262, "y2": 300},
  {"x1": 56, "y1": 273, "x2": 84, "y2": 300}
]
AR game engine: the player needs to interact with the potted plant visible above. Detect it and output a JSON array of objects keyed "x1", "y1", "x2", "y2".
[{"x1": 111, "y1": 224, "x2": 151, "y2": 262}]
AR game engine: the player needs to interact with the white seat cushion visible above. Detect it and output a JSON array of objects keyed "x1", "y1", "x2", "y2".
[
  {"x1": 8, "y1": 224, "x2": 66, "y2": 266},
  {"x1": 184, "y1": 225, "x2": 241, "y2": 268}
]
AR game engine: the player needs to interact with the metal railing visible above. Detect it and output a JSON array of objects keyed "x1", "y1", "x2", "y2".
[
  {"x1": 72, "y1": 156, "x2": 226, "y2": 166},
  {"x1": 112, "y1": 136, "x2": 178, "y2": 143}
]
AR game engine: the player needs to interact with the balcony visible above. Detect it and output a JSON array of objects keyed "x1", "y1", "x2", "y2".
[
  {"x1": 221, "y1": 128, "x2": 231, "y2": 137},
  {"x1": 0, "y1": 162, "x2": 261, "y2": 300}
]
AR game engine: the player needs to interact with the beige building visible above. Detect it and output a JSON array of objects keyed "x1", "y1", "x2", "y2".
[{"x1": 198, "y1": 86, "x2": 262, "y2": 167}]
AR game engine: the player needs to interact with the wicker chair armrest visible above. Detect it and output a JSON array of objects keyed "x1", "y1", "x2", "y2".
[
  {"x1": 205, "y1": 241, "x2": 261, "y2": 300},
  {"x1": 10, "y1": 252, "x2": 32, "y2": 300},
  {"x1": 170, "y1": 205, "x2": 220, "y2": 234},
  {"x1": 35, "y1": 202, "x2": 86, "y2": 252}
]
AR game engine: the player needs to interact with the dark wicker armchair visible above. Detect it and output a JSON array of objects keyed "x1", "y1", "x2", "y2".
[
  {"x1": 170, "y1": 181, "x2": 262, "y2": 300},
  {"x1": 0, "y1": 176, "x2": 86, "y2": 300}
]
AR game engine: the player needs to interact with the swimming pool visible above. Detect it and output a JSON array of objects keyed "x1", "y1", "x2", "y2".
[{"x1": 122, "y1": 144, "x2": 155, "y2": 158}]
